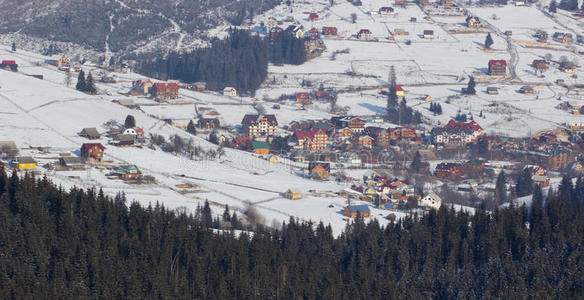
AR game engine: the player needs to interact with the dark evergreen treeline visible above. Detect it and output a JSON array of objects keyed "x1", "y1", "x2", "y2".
[
  {"x1": 1, "y1": 168, "x2": 583, "y2": 299},
  {"x1": 139, "y1": 28, "x2": 269, "y2": 92},
  {"x1": 138, "y1": 28, "x2": 307, "y2": 93}
]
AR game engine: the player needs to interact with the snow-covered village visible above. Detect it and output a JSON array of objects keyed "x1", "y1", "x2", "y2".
[
  {"x1": 1, "y1": 0, "x2": 584, "y2": 236},
  {"x1": 1, "y1": 0, "x2": 584, "y2": 297}
]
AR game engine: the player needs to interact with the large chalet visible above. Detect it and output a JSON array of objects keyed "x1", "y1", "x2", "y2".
[
  {"x1": 293, "y1": 128, "x2": 328, "y2": 151},
  {"x1": 432, "y1": 120, "x2": 483, "y2": 146},
  {"x1": 241, "y1": 114, "x2": 278, "y2": 137},
  {"x1": 152, "y1": 83, "x2": 179, "y2": 101}
]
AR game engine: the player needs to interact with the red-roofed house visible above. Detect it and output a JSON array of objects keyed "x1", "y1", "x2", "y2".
[
  {"x1": 358, "y1": 29, "x2": 373, "y2": 40},
  {"x1": 488, "y1": 60, "x2": 507, "y2": 76},
  {"x1": 296, "y1": 92, "x2": 311, "y2": 103},
  {"x1": 293, "y1": 128, "x2": 328, "y2": 150},
  {"x1": 323, "y1": 27, "x2": 338, "y2": 35},
  {"x1": 152, "y1": 83, "x2": 179, "y2": 101},
  {"x1": 395, "y1": 85, "x2": 405, "y2": 97},
  {"x1": 309, "y1": 13, "x2": 319, "y2": 21},
  {"x1": 423, "y1": 30, "x2": 434, "y2": 39},
  {"x1": 0, "y1": 60, "x2": 18, "y2": 72},
  {"x1": 80, "y1": 143, "x2": 105, "y2": 163}
]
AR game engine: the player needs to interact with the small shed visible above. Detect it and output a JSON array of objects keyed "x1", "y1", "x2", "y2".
[{"x1": 285, "y1": 188, "x2": 302, "y2": 200}]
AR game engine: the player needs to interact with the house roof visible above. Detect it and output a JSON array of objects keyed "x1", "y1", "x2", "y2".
[
  {"x1": 115, "y1": 134, "x2": 135, "y2": 142},
  {"x1": 347, "y1": 205, "x2": 371, "y2": 213},
  {"x1": 81, "y1": 143, "x2": 104, "y2": 151},
  {"x1": 17, "y1": 156, "x2": 36, "y2": 164},
  {"x1": 252, "y1": 141, "x2": 270, "y2": 149},
  {"x1": 489, "y1": 59, "x2": 507, "y2": 67},
  {"x1": 359, "y1": 29, "x2": 371, "y2": 34},
  {"x1": 242, "y1": 114, "x2": 278, "y2": 126},
  {"x1": 80, "y1": 127, "x2": 100, "y2": 138},
  {"x1": 115, "y1": 164, "x2": 141, "y2": 174},
  {"x1": 423, "y1": 192, "x2": 442, "y2": 202},
  {"x1": 60, "y1": 156, "x2": 84, "y2": 165}
]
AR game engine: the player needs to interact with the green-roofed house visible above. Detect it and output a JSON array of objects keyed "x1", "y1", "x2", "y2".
[{"x1": 252, "y1": 141, "x2": 270, "y2": 155}]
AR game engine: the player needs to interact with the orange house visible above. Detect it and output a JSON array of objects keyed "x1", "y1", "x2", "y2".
[{"x1": 252, "y1": 141, "x2": 270, "y2": 155}]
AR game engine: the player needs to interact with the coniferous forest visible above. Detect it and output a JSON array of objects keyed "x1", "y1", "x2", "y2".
[
  {"x1": 138, "y1": 28, "x2": 307, "y2": 93},
  {"x1": 1, "y1": 168, "x2": 583, "y2": 299}
]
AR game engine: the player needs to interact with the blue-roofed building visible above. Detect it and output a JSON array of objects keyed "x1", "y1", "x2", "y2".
[{"x1": 343, "y1": 205, "x2": 371, "y2": 218}]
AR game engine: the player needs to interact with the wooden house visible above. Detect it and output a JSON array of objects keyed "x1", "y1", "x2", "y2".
[
  {"x1": 358, "y1": 135, "x2": 374, "y2": 148},
  {"x1": 347, "y1": 117, "x2": 366, "y2": 133},
  {"x1": 532, "y1": 59, "x2": 549, "y2": 71},
  {"x1": 113, "y1": 165, "x2": 142, "y2": 180},
  {"x1": 15, "y1": 157, "x2": 36, "y2": 169},
  {"x1": 358, "y1": 29, "x2": 373, "y2": 41},
  {"x1": 285, "y1": 188, "x2": 302, "y2": 200},
  {"x1": 323, "y1": 27, "x2": 338, "y2": 35},
  {"x1": 223, "y1": 87, "x2": 237, "y2": 97},
  {"x1": 113, "y1": 134, "x2": 135, "y2": 147},
  {"x1": 296, "y1": 92, "x2": 311, "y2": 103},
  {"x1": 466, "y1": 16, "x2": 481, "y2": 28},
  {"x1": 343, "y1": 205, "x2": 371, "y2": 218},
  {"x1": 308, "y1": 162, "x2": 330, "y2": 179},
  {"x1": 488, "y1": 60, "x2": 507, "y2": 76},
  {"x1": 423, "y1": 30, "x2": 434, "y2": 39},
  {"x1": 152, "y1": 83, "x2": 179, "y2": 101},
  {"x1": 79, "y1": 127, "x2": 100, "y2": 139},
  {"x1": 252, "y1": 141, "x2": 270, "y2": 155},
  {"x1": 80, "y1": 143, "x2": 104, "y2": 163},
  {"x1": 0, "y1": 60, "x2": 18, "y2": 72},
  {"x1": 435, "y1": 162, "x2": 464, "y2": 180},
  {"x1": 198, "y1": 118, "x2": 220, "y2": 130}
]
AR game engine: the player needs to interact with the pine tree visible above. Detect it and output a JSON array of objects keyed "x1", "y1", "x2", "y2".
[
  {"x1": 222, "y1": 205, "x2": 231, "y2": 222},
  {"x1": 465, "y1": 76, "x2": 476, "y2": 95},
  {"x1": 410, "y1": 151, "x2": 422, "y2": 172},
  {"x1": 11, "y1": 42, "x2": 16, "y2": 52},
  {"x1": 495, "y1": 171, "x2": 507, "y2": 206},
  {"x1": 515, "y1": 168, "x2": 534, "y2": 197},
  {"x1": 187, "y1": 120, "x2": 197, "y2": 135},
  {"x1": 549, "y1": 0, "x2": 557, "y2": 12},
  {"x1": 485, "y1": 33, "x2": 494, "y2": 49},
  {"x1": 124, "y1": 115, "x2": 136, "y2": 128},
  {"x1": 76, "y1": 70, "x2": 86, "y2": 92},
  {"x1": 85, "y1": 72, "x2": 97, "y2": 94}
]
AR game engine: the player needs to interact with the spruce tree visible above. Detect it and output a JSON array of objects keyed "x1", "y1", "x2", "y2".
[
  {"x1": 549, "y1": 0, "x2": 557, "y2": 12},
  {"x1": 11, "y1": 42, "x2": 16, "y2": 52},
  {"x1": 495, "y1": 171, "x2": 507, "y2": 206},
  {"x1": 410, "y1": 151, "x2": 422, "y2": 172},
  {"x1": 485, "y1": 33, "x2": 494, "y2": 49},
  {"x1": 85, "y1": 72, "x2": 97, "y2": 94},
  {"x1": 465, "y1": 76, "x2": 476, "y2": 95},
  {"x1": 124, "y1": 115, "x2": 136, "y2": 128},
  {"x1": 76, "y1": 70, "x2": 86, "y2": 92},
  {"x1": 187, "y1": 120, "x2": 197, "y2": 135}
]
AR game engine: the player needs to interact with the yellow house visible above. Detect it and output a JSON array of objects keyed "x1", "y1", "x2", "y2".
[
  {"x1": 285, "y1": 188, "x2": 302, "y2": 200},
  {"x1": 266, "y1": 155, "x2": 278, "y2": 163},
  {"x1": 16, "y1": 157, "x2": 36, "y2": 169},
  {"x1": 424, "y1": 95, "x2": 432, "y2": 101},
  {"x1": 57, "y1": 55, "x2": 69, "y2": 68}
]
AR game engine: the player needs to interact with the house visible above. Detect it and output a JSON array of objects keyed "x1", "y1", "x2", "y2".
[
  {"x1": 423, "y1": 30, "x2": 434, "y2": 39},
  {"x1": 285, "y1": 188, "x2": 302, "y2": 200},
  {"x1": 389, "y1": 127, "x2": 417, "y2": 143},
  {"x1": 532, "y1": 175, "x2": 550, "y2": 187},
  {"x1": 524, "y1": 165, "x2": 545, "y2": 176},
  {"x1": 379, "y1": 7, "x2": 394, "y2": 14},
  {"x1": 553, "y1": 32, "x2": 572, "y2": 44},
  {"x1": 252, "y1": 141, "x2": 270, "y2": 155},
  {"x1": 113, "y1": 165, "x2": 142, "y2": 180},
  {"x1": 421, "y1": 192, "x2": 442, "y2": 210},
  {"x1": 358, "y1": 29, "x2": 373, "y2": 41},
  {"x1": 520, "y1": 86, "x2": 534, "y2": 94},
  {"x1": 435, "y1": 162, "x2": 464, "y2": 179},
  {"x1": 488, "y1": 60, "x2": 507, "y2": 76},
  {"x1": 323, "y1": 27, "x2": 338, "y2": 35},
  {"x1": 79, "y1": 127, "x2": 101, "y2": 139},
  {"x1": 232, "y1": 136, "x2": 252, "y2": 150},
  {"x1": 365, "y1": 127, "x2": 390, "y2": 147},
  {"x1": 123, "y1": 127, "x2": 144, "y2": 137},
  {"x1": 130, "y1": 79, "x2": 153, "y2": 95},
  {"x1": 152, "y1": 83, "x2": 179, "y2": 101},
  {"x1": 308, "y1": 162, "x2": 330, "y2": 179},
  {"x1": 113, "y1": 134, "x2": 135, "y2": 147},
  {"x1": 45, "y1": 55, "x2": 69, "y2": 68},
  {"x1": 395, "y1": 85, "x2": 405, "y2": 97},
  {"x1": 266, "y1": 154, "x2": 278, "y2": 163},
  {"x1": 0, "y1": 60, "x2": 18, "y2": 72},
  {"x1": 432, "y1": 120, "x2": 483, "y2": 146},
  {"x1": 466, "y1": 16, "x2": 481, "y2": 28},
  {"x1": 296, "y1": 92, "x2": 311, "y2": 103},
  {"x1": 80, "y1": 143, "x2": 104, "y2": 163},
  {"x1": 441, "y1": 0, "x2": 452, "y2": 5},
  {"x1": 358, "y1": 135, "x2": 374, "y2": 148},
  {"x1": 0, "y1": 141, "x2": 18, "y2": 159},
  {"x1": 308, "y1": 13, "x2": 319, "y2": 21},
  {"x1": 58, "y1": 156, "x2": 85, "y2": 170},
  {"x1": 547, "y1": 147, "x2": 574, "y2": 170},
  {"x1": 336, "y1": 127, "x2": 353, "y2": 140},
  {"x1": 393, "y1": 28, "x2": 408, "y2": 35},
  {"x1": 347, "y1": 117, "x2": 366, "y2": 133},
  {"x1": 223, "y1": 87, "x2": 237, "y2": 97},
  {"x1": 532, "y1": 59, "x2": 549, "y2": 71},
  {"x1": 241, "y1": 114, "x2": 278, "y2": 136},
  {"x1": 487, "y1": 87, "x2": 499, "y2": 95},
  {"x1": 560, "y1": 61, "x2": 576, "y2": 73},
  {"x1": 315, "y1": 91, "x2": 328, "y2": 99},
  {"x1": 14, "y1": 157, "x2": 36, "y2": 169},
  {"x1": 198, "y1": 118, "x2": 220, "y2": 130},
  {"x1": 294, "y1": 128, "x2": 328, "y2": 150},
  {"x1": 343, "y1": 205, "x2": 371, "y2": 218},
  {"x1": 193, "y1": 82, "x2": 207, "y2": 91},
  {"x1": 410, "y1": 17, "x2": 417, "y2": 23}
]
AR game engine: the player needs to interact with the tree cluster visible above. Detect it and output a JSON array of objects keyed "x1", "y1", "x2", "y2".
[
  {"x1": 75, "y1": 70, "x2": 97, "y2": 94},
  {"x1": 429, "y1": 102, "x2": 443, "y2": 115},
  {"x1": 0, "y1": 169, "x2": 583, "y2": 298}
]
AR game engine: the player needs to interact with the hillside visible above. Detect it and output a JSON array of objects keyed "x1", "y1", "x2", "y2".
[{"x1": 0, "y1": 0, "x2": 281, "y2": 57}]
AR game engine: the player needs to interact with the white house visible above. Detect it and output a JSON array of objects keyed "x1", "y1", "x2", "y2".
[
  {"x1": 421, "y1": 192, "x2": 442, "y2": 210},
  {"x1": 223, "y1": 87, "x2": 237, "y2": 97}
]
